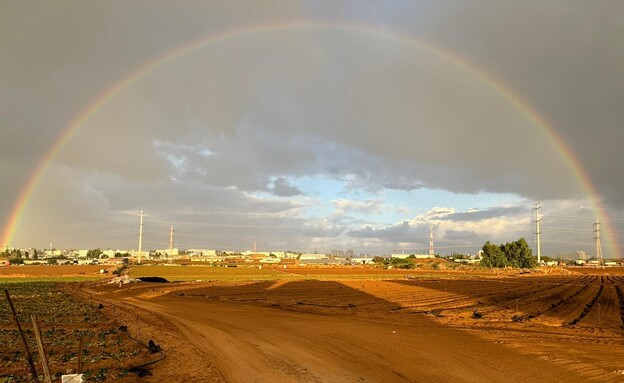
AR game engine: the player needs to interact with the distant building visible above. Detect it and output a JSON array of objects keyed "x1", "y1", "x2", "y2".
[
  {"x1": 605, "y1": 261, "x2": 617, "y2": 267},
  {"x1": 155, "y1": 248, "x2": 180, "y2": 257},
  {"x1": 351, "y1": 257, "x2": 375, "y2": 265},
  {"x1": 188, "y1": 249, "x2": 218, "y2": 257},
  {"x1": 299, "y1": 258, "x2": 342, "y2": 266},
  {"x1": 130, "y1": 251, "x2": 150, "y2": 259},
  {"x1": 44, "y1": 249, "x2": 62, "y2": 257},
  {"x1": 102, "y1": 257, "x2": 128, "y2": 265},
  {"x1": 558, "y1": 251, "x2": 588, "y2": 261},
  {"x1": 260, "y1": 257, "x2": 281, "y2": 264},
  {"x1": 76, "y1": 250, "x2": 89, "y2": 258},
  {"x1": 299, "y1": 253, "x2": 328, "y2": 260},
  {"x1": 391, "y1": 253, "x2": 411, "y2": 259},
  {"x1": 101, "y1": 250, "x2": 116, "y2": 258},
  {"x1": 391, "y1": 253, "x2": 434, "y2": 259}
]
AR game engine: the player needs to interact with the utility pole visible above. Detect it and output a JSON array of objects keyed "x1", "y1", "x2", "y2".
[
  {"x1": 534, "y1": 203, "x2": 542, "y2": 264},
  {"x1": 138, "y1": 209, "x2": 144, "y2": 264},
  {"x1": 169, "y1": 225, "x2": 174, "y2": 251},
  {"x1": 429, "y1": 224, "x2": 434, "y2": 256},
  {"x1": 594, "y1": 220, "x2": 603, "y2": 264}
]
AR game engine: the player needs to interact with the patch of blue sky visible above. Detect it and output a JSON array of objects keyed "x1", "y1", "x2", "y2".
[
  {"x1": 283, "y1": 176, "x2": 388, "y2": 225},
  {"x1": 293, "y1": 175, "x2": 363, "y2": 200},
  {"x1": 381, "y1": 188, "x2": 525, "y2": 216},
  {"x1": 266, "y1": 174, "x2": 525, "y2": 226}
]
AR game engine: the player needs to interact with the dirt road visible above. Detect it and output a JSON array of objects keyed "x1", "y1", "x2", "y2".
[{"x1": 86, "y1": 280, "x2": 600, "y2": 382}]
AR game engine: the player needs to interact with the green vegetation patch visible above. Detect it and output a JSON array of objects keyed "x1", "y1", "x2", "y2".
[
  {"x1": 0, "y1": 276, "x2": 101, "y2": 283},
  {"x1": 129, "y1": 265, "x2": 303, "y2": 282},
  {"x1": 0, "y1": 282, "x2": 146, "y2": 382}
]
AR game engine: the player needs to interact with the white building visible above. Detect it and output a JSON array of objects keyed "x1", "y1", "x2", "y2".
[
  {"x1": 155, "y1": 248, "x2": 180, "y2": 257},
  {"x1": 351, "y1": 257, "x2": 375, "y2": 265},
  {"x1": 76, "y1": 250, "x2": 89, "y2": 258},
  {"x1": 392, "y1": 253, "x2": 434, "y2": 259},
  {"x1": 188, "y1": 249, "x2": 218, "y2": 257},
  {"x1": 130, "y1": 251, "x2": 150, "y2": 259},
  {"x1": 101, "y1": 250, "x2": 116, "y2": 258},
  {"x1": 260, "y1": 258, "x2": 281, "y2": 264},
  {"x1": 299, "y1": 253, "x2": 328, "y2": 260}
]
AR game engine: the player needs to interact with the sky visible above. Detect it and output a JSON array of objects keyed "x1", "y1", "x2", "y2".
[{"x1": 1, "y1": 1, "x2": 624, "y2": 256}]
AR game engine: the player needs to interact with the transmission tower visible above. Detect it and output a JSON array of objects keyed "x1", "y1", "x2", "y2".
[
  {"x1": 534, "y1": 203, "x2": 542, "y2": 264},
  {"x1": 594, "y1": 220, "x2": 603, "y2": 264},
  {"x1": 429, "y1": 224, "x2": 434, "y2": 256},
  {"x1": 137, "y1": 209, "x2": 144, "y2": 264},
  {"x1": 169, "y1": 225, "x2": 175, "y2": 251}
]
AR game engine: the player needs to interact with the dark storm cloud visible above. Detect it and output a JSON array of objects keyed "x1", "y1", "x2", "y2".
[
  {"x1": 443, "y1": 229, "x2": 480, "y2": 242},
  {"x1": 347, "y1": 221, "x2": 411, "y2": 239},
  {"x1": 302, "y1": 223, "x2": 346, "y2": 238},
  {"x1": 439, "y1": 206, "x2": 528, "y2": 222},
  {"x1": 270, "y1": 177, "x2": 303, "y2": 197},
  {"x1": 2, "y1": 1, "x2": 623, "y2": 253}
]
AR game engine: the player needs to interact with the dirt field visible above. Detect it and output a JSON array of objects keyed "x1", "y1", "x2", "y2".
[
  {"x1": 65, "y1": 267, "x2": 624, "y2": 382},
  {"x1": 0, "y1": 264, "x2": 116, "y2": 279}
]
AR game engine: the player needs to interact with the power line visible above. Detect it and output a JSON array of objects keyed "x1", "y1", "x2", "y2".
[
  {"x1": 540, "y1": 239, "x2": 593, "y2": 246},
  {"x1": 542, "y1": 228, "x2": 591, "y2": 233}
]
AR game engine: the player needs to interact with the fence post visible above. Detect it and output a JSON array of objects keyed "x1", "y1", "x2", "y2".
[
  {"x1": 4, "y1": 289, "x2": 38, "y2": 380},
  {"x1": 31, "y1": 315, "x2": 52, "y2": 383}
]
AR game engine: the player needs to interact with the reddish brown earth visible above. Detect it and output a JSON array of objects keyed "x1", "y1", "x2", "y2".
[
  {"x1": 77, "y1": 269, "x2": 624, "y2": 382},
  {"x1": 0, "y1": 264, "x2": 115, "y2": 278}
]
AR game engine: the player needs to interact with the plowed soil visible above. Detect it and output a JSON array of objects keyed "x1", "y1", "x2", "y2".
[
  {"x1": 0, "y1": 264, "x2": 115, "y2": 278},
  {"x1": 75, "y1": 268, "x2": 624, "y2": 382}
]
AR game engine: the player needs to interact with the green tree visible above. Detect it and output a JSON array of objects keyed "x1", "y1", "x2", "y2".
[
  {"x1": 87, "y1": 249, "x2": 102, "y2": 259},
  {"x1": 481, "y1": 241, "x2": 508, "y2": 268},
  {"x1": 513, "y1": 238, "x2": 537, "y2": 268},
  {"x1": 372, "y1": 256, "x2": 387, "y2": 264},
  {"x1": 481, "y1": 238, "x2": 537, "y2": 269},
  {"x1": 501, "y1": 238, "x2": 536, "y2": 268},
  {"x1": 451, "y1": 252, "x2": 466, "y2": 260},
  {"x1": 389, "y1": 257, "x2": 414, "y2": 269}
]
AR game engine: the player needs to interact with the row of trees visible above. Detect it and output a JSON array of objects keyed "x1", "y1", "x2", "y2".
[
  {"x1": 1, "y1": 248, "x2": 37, "y2": 264},
  {"x1": 481, "y1": 238, "x2": 537, "y2": 269}
]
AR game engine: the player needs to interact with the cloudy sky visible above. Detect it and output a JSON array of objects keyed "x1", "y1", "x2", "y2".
[{"x1": 1, "y1": 1, "x2": 623, "y2": 256}]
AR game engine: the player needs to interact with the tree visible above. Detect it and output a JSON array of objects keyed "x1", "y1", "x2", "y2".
[
  {"x1": 87, "y1": 249, "x2": 102, "y2": 259},
  {"x1": 390, "y1": 257, "x2": 414, "y2": 269},
  {"x1": 372, "y1": 256, "x2": 386, "y2": 264},
  {"x1": 481, "y1": 238, "x2": 537, "y2": 269},
  {"x1": 451, "y1": 252, "x2": 466, "y2": 260},
  {"x1": 514, "y1": 238, "x2": 537, "y2": 268},
  {"x1": 481, "y1": 241, "x2": 508, "y2": 268}
]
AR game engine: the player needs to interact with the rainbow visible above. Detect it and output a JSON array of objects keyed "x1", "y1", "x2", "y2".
[{"x1": 2, "y1": 21, "x2": 619, "y2": 257}]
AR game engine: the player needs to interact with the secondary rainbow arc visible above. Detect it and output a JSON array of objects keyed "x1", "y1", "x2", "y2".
[{"x1": 2, "y1": 21, "x2": 618, "y2": 258}]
